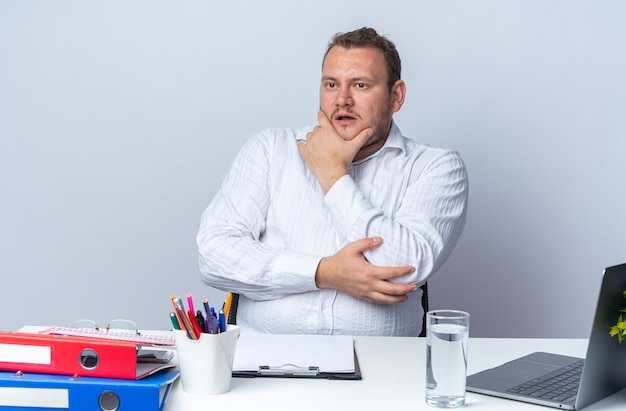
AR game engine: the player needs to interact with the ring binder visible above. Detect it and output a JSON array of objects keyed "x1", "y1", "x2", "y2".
[
  {"x1": 0, "y1": 331, "x2": 175, "y2": 380},
  {"x1": 0, "y1": 369, "x2": 179, "y2": 410}
]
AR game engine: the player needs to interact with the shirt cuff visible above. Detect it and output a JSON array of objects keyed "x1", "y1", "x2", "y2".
[
  {"x1": 324, "y1": 175, "x2": 372, "y2": 237},
  {"x1": 272, "y1": 250, "x2": 322, "y2": 292}
]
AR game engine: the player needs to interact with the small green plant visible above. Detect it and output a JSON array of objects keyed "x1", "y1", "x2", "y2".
[{"x1": 609, "y1": 291, "x2": 626, "y2": 343}]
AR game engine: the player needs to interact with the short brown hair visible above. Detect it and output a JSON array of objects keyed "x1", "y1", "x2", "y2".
[{"x1": 323, "y1": 27, "x2": 401, "y2": 88}]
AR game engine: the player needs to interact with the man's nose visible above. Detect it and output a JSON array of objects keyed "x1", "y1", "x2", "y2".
[{"x1": 336, "y1": 87, "x2": 354, "y2": 106}]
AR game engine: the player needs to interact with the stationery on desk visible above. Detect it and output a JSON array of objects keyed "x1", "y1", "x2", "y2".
[
  {"x1": 167, "y1": 293, "x2": 361, "y2": 380},
  {"x1": 168, "y1": 293, "x2": 232, "y2": 338}
]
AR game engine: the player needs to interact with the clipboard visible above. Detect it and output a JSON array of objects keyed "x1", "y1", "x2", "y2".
[{"x1": 231, "y1": 333, "x2": 362, "y2": 380}]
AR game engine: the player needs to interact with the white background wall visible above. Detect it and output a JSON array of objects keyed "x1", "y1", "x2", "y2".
[{"x1": 1, "y1": 1, "x2": 624, "y2": 337}]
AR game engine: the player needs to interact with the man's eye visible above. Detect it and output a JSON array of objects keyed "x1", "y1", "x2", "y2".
[
  {"x1": 355, "y1": 83, "x2": 367, "y2": 89},
  {"x1": 324, "y1": 82, "x2": 337, "y2": 89}
]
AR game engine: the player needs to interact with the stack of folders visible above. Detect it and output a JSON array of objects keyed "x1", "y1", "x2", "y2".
[{"x1": 0, "y1": 329, "x2": 179, "y2": 411}]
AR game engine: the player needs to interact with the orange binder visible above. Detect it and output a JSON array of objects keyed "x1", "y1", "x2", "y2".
[{"x1": 0, "y1": 331, "x2": 175, "y2": 380}]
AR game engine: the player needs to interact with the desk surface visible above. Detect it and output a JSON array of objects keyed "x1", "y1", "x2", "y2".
[{"x1": 165, "y1": 337, "x2": 626, "y2": 410}]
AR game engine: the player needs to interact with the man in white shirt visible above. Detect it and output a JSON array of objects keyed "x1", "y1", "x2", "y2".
[{"x1": 197, "y1": 27, "x2": 468, "y2": 336}]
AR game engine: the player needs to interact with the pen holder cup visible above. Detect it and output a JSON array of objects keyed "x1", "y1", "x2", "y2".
[{"x1": 174, "y1": 325, "x2": 240, "y2": 395}]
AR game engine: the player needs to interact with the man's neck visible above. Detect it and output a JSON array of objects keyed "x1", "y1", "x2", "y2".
[
  {"x1": 353, "y1": 136, "x2": 388, "y2": 161},
  {"x1": 353, "y1": 122, "x2": 392, "y2": 161}
]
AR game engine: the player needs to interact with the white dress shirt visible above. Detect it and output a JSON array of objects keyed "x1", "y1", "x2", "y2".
[{"x1": 197, "y1": 122, "x2": 468, "y2": 336}]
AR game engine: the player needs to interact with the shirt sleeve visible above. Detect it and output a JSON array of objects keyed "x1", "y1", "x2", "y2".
[
  {"x1": 196, "y1": 131, "x2": 321, "y2": 301},
  {"x1": 323, "y1": 148, "x2": 468, "y2": 284}
]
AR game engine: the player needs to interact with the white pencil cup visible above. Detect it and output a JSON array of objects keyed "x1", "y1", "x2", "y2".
[{"x1": 174, "y1": 325, "x2": 240, "y2": 395}]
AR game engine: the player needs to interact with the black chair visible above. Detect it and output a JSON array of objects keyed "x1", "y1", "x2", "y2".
[
  {"x1": 226, "y1": 293, "x2": 239, "y2": 325},
  {"x1": 419, "y1": 282, "x2": 429, "y2": 337},
  {"x1": 227, "y1": 282, "x2": 429, "y2": 337}
]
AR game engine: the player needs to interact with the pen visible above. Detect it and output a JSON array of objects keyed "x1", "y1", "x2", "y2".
[
  {"x1": 218, "y1": 309, "x2": 226, "y2": 333},
  {"x1": 210, "y1": 307, "x2": 217, "y2": 333},
  {"x1": 169, "y1": 312, "x2": 181, "y2": 330},
  {"x1": 202, "y1": 299, "x2": 214, "y2": 334},
  {"x1": 202, "y1": 299, "x2": 211, "y2": 318}
]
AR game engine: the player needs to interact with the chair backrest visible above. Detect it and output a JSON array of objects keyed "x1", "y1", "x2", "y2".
[
  {"x1": 419, "y1": 282, "x2": 429, "y2": 337},
  {"x1": 227, "y1": 293, "x2": 239, "y2": 325},
  {"x1": 227, "y1": 282, "x2": 429, "y2": 337}
]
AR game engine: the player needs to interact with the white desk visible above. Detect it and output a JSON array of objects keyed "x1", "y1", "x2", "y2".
[{"x1": 164, "y1": 337, "x2": 626, "y2": 410}]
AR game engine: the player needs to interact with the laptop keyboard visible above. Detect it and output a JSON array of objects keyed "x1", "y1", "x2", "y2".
[{"x1": 506, "y1": 360, "x2": 584, "y2": 402}]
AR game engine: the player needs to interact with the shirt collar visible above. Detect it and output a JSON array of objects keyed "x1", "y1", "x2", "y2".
[{"x1": 352, "y1": 120, "x2": 405, "y2": 164}]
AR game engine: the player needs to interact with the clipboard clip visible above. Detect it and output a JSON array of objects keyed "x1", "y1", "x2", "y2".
[{"x1": 258, "y1": 364, "x2": 320, "y2": 376}]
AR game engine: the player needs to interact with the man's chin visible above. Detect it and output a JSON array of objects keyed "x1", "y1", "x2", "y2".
[{"x1": 334, "y1": 125, "x2": 360, "y2": 141}]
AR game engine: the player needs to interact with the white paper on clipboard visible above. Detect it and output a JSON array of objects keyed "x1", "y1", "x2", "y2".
[{"x1": 232, "y1": 333, "x2": 355, "y2": 374}]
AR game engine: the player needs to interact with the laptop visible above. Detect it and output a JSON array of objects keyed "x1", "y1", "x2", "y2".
[{"x1": 466, "y1": 262, "x2": 626, "y2": 410}]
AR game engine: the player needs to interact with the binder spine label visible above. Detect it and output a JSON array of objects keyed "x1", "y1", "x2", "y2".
[
  {"x1": 0, "y1": 387, "x2": 69, "y2": 408},
  {"x1": 0, "y1": 343, "x2": 51, "y2": 365}
]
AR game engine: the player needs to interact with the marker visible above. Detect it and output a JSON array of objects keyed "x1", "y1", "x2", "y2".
[
  {"x1": 169, "y1": 312, "x2": 181, "y2": 330},
  {"x1": 188, "y1": 309, "x2": 203, "y2": 338},
  {"x1": 196, "y1": 310, "x2": 206, "y2": 333},
  {"x1": 170, "y1": 295, "x2": 186, "y2": 333}
]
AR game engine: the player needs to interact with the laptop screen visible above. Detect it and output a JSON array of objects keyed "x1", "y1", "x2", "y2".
[{"x1": 576, "y1": 263, "x2": 626, "y2": 409}]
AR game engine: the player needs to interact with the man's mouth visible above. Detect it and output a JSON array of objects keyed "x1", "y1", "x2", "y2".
[{"x1": 335, "y1": 113, "x2": 358, "y2": 121}]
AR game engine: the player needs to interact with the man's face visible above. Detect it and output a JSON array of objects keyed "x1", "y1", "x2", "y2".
[{"x1": 320, "y1": 46, "x2": 405, "y2": 148}]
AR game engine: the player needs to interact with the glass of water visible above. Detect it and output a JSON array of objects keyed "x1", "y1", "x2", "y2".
[{"x1": 425, "y1": 310, "x2": 470, "y2": 408}]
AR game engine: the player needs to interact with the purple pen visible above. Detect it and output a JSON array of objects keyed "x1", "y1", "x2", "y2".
[{"x1": 202, "y1": 299, "x2": 211, "y2": 318}]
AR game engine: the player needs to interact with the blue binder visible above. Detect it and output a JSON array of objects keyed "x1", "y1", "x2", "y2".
[{"x1": 0, "y1": 369, "x2": 179, "y2": 411}]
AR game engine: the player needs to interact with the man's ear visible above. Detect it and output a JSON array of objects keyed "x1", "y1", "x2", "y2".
[{"x1": 390, "y1": 80, "x2": 406, "y2": 113}]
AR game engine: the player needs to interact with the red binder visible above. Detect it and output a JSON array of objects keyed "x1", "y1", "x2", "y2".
[{"x1": 0, "y1": 331, "x2": 175, "y2": 380}]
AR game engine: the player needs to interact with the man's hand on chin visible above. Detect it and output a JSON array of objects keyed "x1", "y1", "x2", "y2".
[{"x1": 298, "y1": 111, "x2": 372, "y2": 194}]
